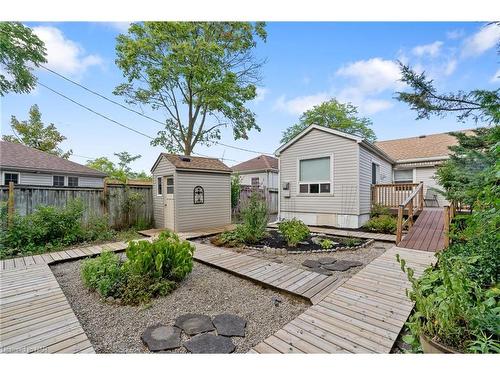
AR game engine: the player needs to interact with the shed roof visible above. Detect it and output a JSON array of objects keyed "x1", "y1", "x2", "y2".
[
  {"x1": 374, "y1": 131, "x2": 470, "y2": 162},
  {"x1": 152, "y1": 153, "x2": 232, "y2": 173},
  {"x1": 0, "y1": 141, "x2": 107, "y2": 177},
  {"x1": 231, "y1": 155, "x2": 278, "y2": 173}
]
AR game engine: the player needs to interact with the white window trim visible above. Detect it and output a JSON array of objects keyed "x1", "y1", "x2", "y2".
[
  {"x1": 52, "y1": 175, "x2": 66, "y2": 187},
  {"x1": 67, "y1": 176, "x2": 79, "y2": 187},
  {"x1": 157, "y1": 176, "x2": 163, "y2": 196},
  {"x1": 3, "y1": 171, "x2": 20, "y2": 185},
  {"x1": 296, "y1": 154, "x2": 334, "y2": 196},
  {"x1": 165, "y1": 175, "x2": 174, "y2": 195},
  {"x1": 393, "y1": 168, "x2": 415, "y2": 184},
  {"x1": 370, "y1": 158, "x2": 381, "y2": 184}
]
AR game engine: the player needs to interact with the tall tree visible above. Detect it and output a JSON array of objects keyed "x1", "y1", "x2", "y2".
[
  {"x1": 280, "y1": 99, "x2": 377, "y2": 144},
  {"x1": 396, "y1": 62, "x2": 499, "y2": 125},
  {"x1": 114, "y1": 151, "x2": 142, "y2": 176},
  {"x1": 86, "y1": 153, "x2": 150, "y2": 181},
  {"x1": 114, "y1": 22, "x2": 267, "y2": 155},
  {"x1": 0, "y1": 22, "x2": 47, "y2": 96},
  {"x1": 3, "y1": 104, "x2": 72, "y2": 159}
]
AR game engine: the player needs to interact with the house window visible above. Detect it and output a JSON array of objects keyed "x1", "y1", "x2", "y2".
[
  {"x1": 251, "y1": 177, "x2": 259, "y2": 188},
  {"x1": 68, "y1": 177, "x2": 78, "y2": 187},
  {"x1": 157, "y1": 177, "x2": 162, "y2": 196},
  {"x1": 298, "y1": 156, "x2": 332, "y2": 194},
  {"x1": 371, "y1": 163, "x2": 380, "y2": 184},
  {"x1": 166, "y1": 177, "x2": 174, "y2": 194},
  {"x1": 394, "y1": 169, "x2": 413, "y2": 184},
  {"x1": 53, "y1": 175, "x2": 65, "y2": 187},
  {"x1": 4, "y1": 172, "x2": 19, "y2": 185}
]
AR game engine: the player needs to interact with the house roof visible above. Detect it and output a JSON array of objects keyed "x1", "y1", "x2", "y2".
[
  {"x1": 0, "y1": 141, "x2": 107, "y2": 177},
  {"x1": 275, "y1": 124, "x2": 394, "y2": 163},
  {"x1": 152, "y1": 153, "x2": 232, "y2": 173},
  {"x1": 374, "y1": 131, "x2": 468, "y2": 162},
  {"x1": 231, "y1": 155, "x2": 278, "y2": 173}
]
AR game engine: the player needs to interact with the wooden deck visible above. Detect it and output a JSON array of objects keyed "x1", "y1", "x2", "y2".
[
  {"x1": 251, "y1": 246, "x2": 435, "y2": 353},
  {"x1": 194, "y1": 243, "x2": 342, "y2": 304},
  {"x1": 398, "y1": 208, "x2": 445, "y2": 252},
  {"x1": 0, "y1": 264, "x2": 94, "y2": 353}
]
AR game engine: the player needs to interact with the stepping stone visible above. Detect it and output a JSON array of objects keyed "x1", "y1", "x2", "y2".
[
  {"x1": 184, "y1": 333, "x2": 236, "y2": 354},
  {"x1": 311, "y1": 267, "x2": 333, "y2": 276},
  {"x1": 174, "y1": 314, "x2": 215, "y2": 335},
  {"x1": 322, "y1": 260, "x2": 363, "y2": 271},
  {"x1": 302, "y1": 259, "x2": 320, "y2": 268},
  {"x1": 318, "y1": 257, "x2": 337, "y2": 265},
  {"x1": 141, "y1": 325, "x2": 181, "y2": 351},
  {"x1": 213, "y1": 314, "x2": 247, "y2": 337}
]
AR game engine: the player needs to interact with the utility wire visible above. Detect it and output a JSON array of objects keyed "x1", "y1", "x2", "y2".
[{"x1": 41, "y1": 65, "x2": 273, "y2": 156}]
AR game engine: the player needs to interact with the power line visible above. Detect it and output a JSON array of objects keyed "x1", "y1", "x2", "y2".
[{"x1": 41, "y1": 65, "x2": 273, "y2": 156}]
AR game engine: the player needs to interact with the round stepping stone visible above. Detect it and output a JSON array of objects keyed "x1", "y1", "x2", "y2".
[
  {"x1": 174, "y1": 314, "x2": 215, "y2": 335},
  {"x1": 213, "y1": 314, "x2": 247, "y2": 337},
  {"x1": 184, "y1": 333, "x2": 236, "y2": 353},
  {"x1": 302, "y1": 259, "x2": 321, "y2": 268},
  {"x1": 322, "y1": 260, "x2": 363, "y2": 271},
  {"x1": 141, "y1": 324, "x2": 181, "y2": 351},
  {"x1": 318, "y1": 257, "x2": 337, "y2": 265},
  {"x1": 312, "y1": 267, "x2": 333, "y2": 276}
]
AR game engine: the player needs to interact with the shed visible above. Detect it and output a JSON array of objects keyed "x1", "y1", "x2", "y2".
[{"x1": 151, "y1": 154, "x2": 232, "y2": 232}]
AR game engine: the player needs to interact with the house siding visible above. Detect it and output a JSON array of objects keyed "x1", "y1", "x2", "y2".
[
  {"x1": 279, "y1": 128, "x2": 361, "y2": 227},
  {"x1": 1, "y1": 169, "x2": 104, "y2": 188},
  {"x1": 174, "y1": 171, "x2": 231, "y2": 232},
  {"x1": 151, "y1": 156, "x2": 175, "y2": 228},
  {"x1": 415, "y1": 166, "x2": 448, "y2": 206},
  {"x1": 358, "y1": 145, "x2": 392, "y2": 216},
  {"x1": 236, "y1": 171, "x2": 278, "y2": 189}
]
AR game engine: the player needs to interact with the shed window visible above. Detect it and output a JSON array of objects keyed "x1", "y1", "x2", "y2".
[
  {"x1": 68, "y1": 177, "x2": 78, "y2": 187},
  {"x1": 157, "y1": 177, "x2": 162, "y2": 196},
  {"x1": 53, "y1": 175, "x2": 65, "y2": 187},
  {"x1": 394, "y1": 169, "x2": 413, "y2": 183},
  {"x1": 166, "y1": 177, "x2": 174, "y2": 194},
  {"x1": 4, "y1": 172, "x2": 19, "y2": 185},
  {"x1": 298, "y1": 156, "x2": 332, "y2": 194}
]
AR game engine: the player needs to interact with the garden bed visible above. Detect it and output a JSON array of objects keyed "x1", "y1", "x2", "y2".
[
  {"x1": 208, "y1": 229, "x2": 371, "y2": 254},
  {"x1": 51, "y1": 258, "x2": 308, "y2": 353}
]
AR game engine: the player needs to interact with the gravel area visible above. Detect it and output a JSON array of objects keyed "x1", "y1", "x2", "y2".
[{"x1": 51, "y1": 258, "x2": 308, "y2": 353}]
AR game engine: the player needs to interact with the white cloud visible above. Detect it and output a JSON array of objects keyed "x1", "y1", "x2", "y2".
[
  {"x1": 33, "y1": 26, "x2": 103, "y2": 76},
  {"x1": 105, "y1": 22, "x2": 131, "y2": 33},
  {"x1": 446, "y1": 29, "x2": 464, "y2": 40},
  {"x1": 411, "y1": 41, "x2": 443, "y2": 58},
  {"x1": 491, "y1": 69, "x2": 500, "y2": 83},
  {"x1": 443, "y1": 59, "x2": 457, "y2": 76},
  {"x1": 273, "y1": 92, "x2": 329, "y2": 115},
  {"x1": 254, "y1": 87, "x2": 269, "y2": 103},
  {"x1": 462, "y1": 23, "x2": 500, "y2": 58}
]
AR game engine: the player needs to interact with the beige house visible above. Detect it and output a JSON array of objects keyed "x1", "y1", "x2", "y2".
[
  {"x1": 275, "y1": 125, "x2": 461, "y2": 229},
  {"x1": 151, "y1": 154, "x2": 232, "y2": 232}
]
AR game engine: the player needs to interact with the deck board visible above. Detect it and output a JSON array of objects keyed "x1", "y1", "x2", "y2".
[{"x1": 399, "y1": 208, "x2": 445, "y2": 252}]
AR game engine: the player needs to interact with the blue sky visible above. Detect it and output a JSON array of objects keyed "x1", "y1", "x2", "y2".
[{"x1": 1, "y1": 22, "x2": 499, "y2": 173}]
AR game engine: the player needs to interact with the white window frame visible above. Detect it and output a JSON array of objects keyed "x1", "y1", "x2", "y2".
[
  {"x1": 296, "y1": 154, "x2": 334, "y2": 196},
  {"x1": 3, "y1": 171, "x2": 20, "y2": 185},
  {"x1": 165, "y1": 176, "x2": 174, "y2": 195},
  {"x1": 157, "y1": 176, "x2": 163, "y2": 196},
  {"x1": 393, "y1": 168, "x2": 414, "y2": 184},
  {"x1": 67, "y1": 176, "x2": 79, "y2": 187},
  {"x1": 53, "y1": 175, "x2": 65, "y2": 187},
  {"x1": 371, "y1": 160, "x2": 381, "y2": 184}
]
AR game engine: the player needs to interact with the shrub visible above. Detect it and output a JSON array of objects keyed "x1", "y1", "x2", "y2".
[
  {"x1": 362, "y1": 215, "x2": 397, "y2": 234},
  {"x1": 212, "y1": 230, "x2": 242, "y2": 247},
  {"x1": 278, "y1": 218, "x2": 310, "y2": 247},
  {"x1": 81, "y1": 251, "x2": 124, "y2": 298},
  {"x1": 343, "y1": 237, "x2": 361, "y2": 247},
  {"x1": 370, "y1": 203, "x2": 390, "y2": 218},
  {"x1": 237, "y1": 193, "x2": 268, "y2": 243},
  {"x1": 231, "y1": 174, "x2": 241, "y2": 209},
  {"x1": 85, "y1": 215, "x2": 115, "y2": 242},
  {"x1": 320, "y1": 239, "x2": 334, "y2": 249}
]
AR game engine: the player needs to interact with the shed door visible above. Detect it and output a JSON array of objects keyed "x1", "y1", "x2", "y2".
[{"x1": 164, "y1": 176, "x2": 175, "y2": 230}]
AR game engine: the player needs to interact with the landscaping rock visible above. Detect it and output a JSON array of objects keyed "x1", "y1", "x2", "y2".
[
  {"x1": 184, "y1": 333, "x2": 236, "y2": 354},
  {"x1": 322, "y1": 260, "x2": 363, "y2": 271},
  {"x1": 318, "y1": 257, "x2": 337, "y2": 265},
  {"x1": 271, "y1": 296, "x2": 282, "y2": 306},
  {"x1": 301, "y1": 259, "x2": 321, "y2": 268},
  {"x1": 141, "y1": 325, "x2": 181, "y2": 351},
  {"x1": 213, "y1": 314, "x2": 247, "y2": 337},
  {"x1": 174, "y1": 313, "x2": 215, "y2": 335},
  {"x1": 311, "y1": 267, "x2": 333, "y2": 276}
]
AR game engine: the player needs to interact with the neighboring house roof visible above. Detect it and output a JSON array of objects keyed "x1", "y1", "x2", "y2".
[
  {"x1": 151, "y1": 153, "x2": 232, "y2": 173},
  {"x1": 231, "y1": 155, "x2": 278, "y2": 173},
  {"x1": 0, "y1": 141, "x2": 107, "y2": 177},
  {"x1": 375, "y1": 131, "x2": 468, "y2": 162},
  {"x1": 274, "y1": 124, "x2": 395, "y2": 163}
]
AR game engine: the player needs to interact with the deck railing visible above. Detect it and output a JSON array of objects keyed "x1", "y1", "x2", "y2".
[
  {"x1": 371, "y1": 182, "x2": 420, "y2": 208},
  {"x1": 396, "y1": 182, "x2": 424, "y2": 244},
  {"x1": 443, "y1": 203, "x2": 457, "y2": 248}
]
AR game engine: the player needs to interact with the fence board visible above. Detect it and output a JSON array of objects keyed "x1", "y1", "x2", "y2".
[{"x1": 234, "y1": 185, "x2": 278, "y2": 216}]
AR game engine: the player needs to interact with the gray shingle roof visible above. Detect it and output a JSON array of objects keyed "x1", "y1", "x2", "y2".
[{"x1": 0, "y1": 141, "x2": 107, "y2": 177}]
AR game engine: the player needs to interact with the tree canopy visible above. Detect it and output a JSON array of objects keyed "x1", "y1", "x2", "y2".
[
  {"x1": 0, "y1": 22, "x2": 47, "y2": 96},
  {"x1": 2, "y1": 104, "x2": 72, "y2": 159},
  {"x1": 280, "y1": 99, "x2": 377, "y2": 144},
  {"x1": 86, "y1": 153, "x2": 150, "y2": 182},
  {"x1": 114, "y1": 22, "x2": 267, "y2": 155}
]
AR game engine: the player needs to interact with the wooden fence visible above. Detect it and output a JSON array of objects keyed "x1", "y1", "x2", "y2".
[
  {"x1": 0, "y1": 181, "x2": 153, "y2": 229},
  {"x1": 234, "y1": 185, "x2": 278, "y2": 216}
]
